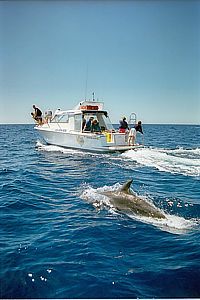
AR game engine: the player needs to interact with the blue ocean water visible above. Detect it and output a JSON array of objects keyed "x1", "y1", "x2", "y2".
[{"x1": 0, "y1": 124, "x2": 200, "y2": 299}]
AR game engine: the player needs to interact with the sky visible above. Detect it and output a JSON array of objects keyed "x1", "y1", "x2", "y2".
[{"x1": 0, "y1": 0, "x2": 200, "y2": 124}]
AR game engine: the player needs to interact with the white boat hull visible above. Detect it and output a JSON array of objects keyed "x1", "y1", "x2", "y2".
[
  {"x1": 33, "y1": 99, "x2": 144, "y2": 153},
  {"x1": 36, "y1": 127, "x2": 143, "y2": 153}
]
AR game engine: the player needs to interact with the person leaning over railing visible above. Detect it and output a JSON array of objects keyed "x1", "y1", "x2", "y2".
[
  {"x1": 32, "y1": 105, "x2": 43, "y2": 125},
  {"x1": 128, "y1": 121, "x2": 143, "y2": 146}
]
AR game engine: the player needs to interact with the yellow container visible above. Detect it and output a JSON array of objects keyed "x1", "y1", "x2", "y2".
[{"x1": 106, "y1": 132, "x2": 112, "y2": 143}]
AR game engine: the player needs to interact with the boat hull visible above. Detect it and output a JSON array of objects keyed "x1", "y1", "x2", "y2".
[{"x1": 35, "y1": 127, "x2": 143, "y2": 153}]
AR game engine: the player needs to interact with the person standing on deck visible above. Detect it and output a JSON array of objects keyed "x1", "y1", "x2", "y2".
[
  {"x1": 82, "y1": 115, "x2": 86, "y2": 131},
  {"x1": 128, "y1": 121, "x2": 143, "y2": 146},
  {"x1": 119, "y1": 117, "x2": 129, "y2": 133}
]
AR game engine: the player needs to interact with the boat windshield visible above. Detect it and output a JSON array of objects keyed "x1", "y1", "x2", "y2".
[
  {"x1": 83, "y1": 111, "x2": 114, "y2": 131},
  {"x1": 51, "y1": 111, "x2": 74, "y2": 123},
  {"x1": 98, "y1": 113, "x2": 114, "y2": 131}
]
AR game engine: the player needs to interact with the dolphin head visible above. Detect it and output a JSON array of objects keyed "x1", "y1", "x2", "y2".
[{"x1": 120, "y1": 179, "x2": 133, "y2": 194}]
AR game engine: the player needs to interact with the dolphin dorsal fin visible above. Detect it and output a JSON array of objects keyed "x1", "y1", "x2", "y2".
[{"x1": 120, "y1": 179, "x2": 133, "y2": 194}]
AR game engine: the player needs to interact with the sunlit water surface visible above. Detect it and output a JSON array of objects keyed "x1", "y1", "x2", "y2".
[{"x1": 0, "y1": 124, "x2": 200, "y2": 298}]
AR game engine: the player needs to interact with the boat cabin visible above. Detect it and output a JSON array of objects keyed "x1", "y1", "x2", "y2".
[{"x1": 49, "y1": 101, "x2": 115, "y2": 133}]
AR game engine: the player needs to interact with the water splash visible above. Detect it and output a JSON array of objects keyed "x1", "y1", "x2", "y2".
[
  {"x1": 35, "y1": 141, "x2": 109, "y2": 159},
  {"x1": 36, "y1": 141, "x2": 81, "y2": 154},
  {"x1": 80, "y1": 182, "x2": 198, "y2": 234},
  {"x1": 122, "y1": 147, "x2": 200, "y2": 177}
]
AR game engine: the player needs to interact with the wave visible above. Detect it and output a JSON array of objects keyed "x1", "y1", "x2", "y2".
[
  {"x1": 80, "y1": 182, "x2": 198, "y2": 234},
  {"x1": 121, "y1": 147, "x2": 200, "y2": 177}
]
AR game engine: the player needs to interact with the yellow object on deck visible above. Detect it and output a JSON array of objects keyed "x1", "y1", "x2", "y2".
[{"x1": 106, "y1": 132, "x2": 112, "y2": 143}]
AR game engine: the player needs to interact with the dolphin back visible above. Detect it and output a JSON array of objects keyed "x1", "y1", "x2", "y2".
[{"x1": 120, "y1": 179, "x2": 133, "y2": 194}]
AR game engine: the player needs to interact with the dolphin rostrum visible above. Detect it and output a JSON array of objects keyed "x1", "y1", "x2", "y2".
[{"x1": 101, "y1": 179, "x2": 166, "y2": 219}]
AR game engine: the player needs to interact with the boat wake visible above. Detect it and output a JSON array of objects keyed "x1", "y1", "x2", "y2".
[
  {"x1": 122, "y1": 147, "x2": 200, "y2": 177},
  {"x1": 35, "y1": 141, "x2": 109, "y2": 158},
  {"x1": 80, "y1": 182, "x2": 199, "y2": 234},
  {"x1": 35, "y1": 141, "x2": 82, "y2": 154}
]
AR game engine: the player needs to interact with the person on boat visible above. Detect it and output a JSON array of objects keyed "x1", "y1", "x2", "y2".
[
  {"x1": 32, "y1": 105, "x2": 43, "y2": 124},
  {"x1": 91, "y1": 119, "x2": 101, "y2": 133},
  {"x1": 54, "y1": 108, "x2": 61, "y2": 116},
  {"x1": 128, "y1": 121, "x2": 143, "y2": 146},
  {"x1": 31, "y1": 112, "x2": 35, "y2": 120},
  {"x1": 82, "y1": 115, "x2": 86, "y2": 131},
  {"x1": 135, "y1": 120, "x2": 143, "y2": 134},
  {"x1": 84, "y1": 116, "x2": 94, "y2": 132},
  {"x1": 44, "y1": 110, "x2": 53, "y2": 123},
  {"x1": 119, "y1": 117, "x2": 129, "y2": 133}
]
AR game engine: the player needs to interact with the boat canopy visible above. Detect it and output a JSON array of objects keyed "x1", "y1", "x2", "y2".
[{"x1": 50, "y1": 106, "x2": 114, "y2": 131}]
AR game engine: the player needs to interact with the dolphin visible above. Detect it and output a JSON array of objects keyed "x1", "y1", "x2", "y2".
[{"x1": 101, "y1": 179, "x2": 166, "y2": 219}]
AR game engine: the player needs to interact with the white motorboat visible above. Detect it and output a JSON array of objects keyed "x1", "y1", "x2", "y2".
[{"x1": 34, "y1": 99, "x2": 144, "y2": 153}]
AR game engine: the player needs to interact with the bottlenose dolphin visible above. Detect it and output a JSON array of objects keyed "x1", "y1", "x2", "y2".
[{"x1": 102, "y1": 179, "x2": 166, "y2": 219}]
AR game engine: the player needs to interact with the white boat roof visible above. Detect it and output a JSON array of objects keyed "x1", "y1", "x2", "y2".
[
  {"x1": 55, "y1": 101, "x2": 105, "y2": 116},
  {"x1": 74, "y1": 100, "x2": 104, "y2": 111}
]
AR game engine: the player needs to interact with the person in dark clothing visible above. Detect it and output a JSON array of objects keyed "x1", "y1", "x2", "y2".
[
  {"x1": 135, "y1": 121, "x2": 143, "y2": 134},
  {"x1": 82, "y1": 115, "x2": 86, "y2": 131},
  {"x1": 83, "y1": 116, "x2": 94, "y2": 132},
  {"x1": 128, "y1": 121, "x2": 143, "y2": 145},
  {"x1": 119, "y1": 117, "x2": 129, "y2": 133},
  {"x1": 91, "y1": 119, "x2": 101, "y2": 133},
  {"x1": 32, "y1": 105, "x2": 42, "y2": 124}
]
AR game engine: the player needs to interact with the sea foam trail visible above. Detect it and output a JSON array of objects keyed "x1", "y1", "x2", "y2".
[
  {"x1": 35, "y1": 141, "x2": 108, "y2": 158},
  {"x1": 36, "y1": 141, "x2": 81, "y2": 154},
  {"x1": 80, "y1": 183, "x2": 197, "y2": 234},
  {"x1": 122, "y1": 147, "x2": 200, "y2": 177}
]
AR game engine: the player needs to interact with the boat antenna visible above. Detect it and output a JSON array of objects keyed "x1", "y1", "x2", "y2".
[
  {"x1": 84, "y1": 64, "x2": 88, "y2": 101},
  {"x1": 92, "y1": 92, "x2": 95, "y2": 101}
]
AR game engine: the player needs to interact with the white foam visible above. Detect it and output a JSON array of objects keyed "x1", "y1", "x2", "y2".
[
  {"x1": 36, "y1": 141, "x2": 81, "y2": 154},
  {"x1": 80, "y1": 183, "x2": 198, "y2": 234},
  {"x1": 127, "y1": 212, "x2": 196, "y2": 235},
  {"x1": 122, "y1": 147, "x2": 200, "y2": 177},
  {"x1": 166, "y1": 147, "x2": 200, "y2": 155},
  {"x1": 35, "y1": 141, "x2": 110, "y2": 159},
  {"x1": 81, "y1": 183, "x2": 120, "y2": 211}
]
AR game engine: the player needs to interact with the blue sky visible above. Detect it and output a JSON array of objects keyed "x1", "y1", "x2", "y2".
[{"x1": 0, "y1": 0, "x2": 199, "y2": 124}]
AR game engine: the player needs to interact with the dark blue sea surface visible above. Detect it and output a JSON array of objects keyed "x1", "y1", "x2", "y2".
[{"x1": 1, "y1": 124, "x2": 200, "y2": 299}]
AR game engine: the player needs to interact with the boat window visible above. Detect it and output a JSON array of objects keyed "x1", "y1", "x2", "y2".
[
  {"x1": 51, "y1": 115, "x2": 62, "y2": 123},
  {"x1": 74, "y1": 114, "x2": 82, "y2": 131},
  {"x1": 98, "y1": 113, "x2": 114, "y2": 131},
  {"x1": 59, "y1": 114, "x2": 69, "y2": 123},
  {"x1": 51, "y1": 113, "x2": 69, "y2": 123}
]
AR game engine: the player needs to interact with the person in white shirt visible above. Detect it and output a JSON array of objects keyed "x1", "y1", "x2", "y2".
[
  {"x1": 128, "y1": 127, "x2": 137, "y2": 146},
  {"x1": 128, "y1": 121, "x2": 143, "y2": 146}
]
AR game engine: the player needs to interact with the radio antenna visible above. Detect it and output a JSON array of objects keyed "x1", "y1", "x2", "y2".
[{"x1": 84, "y1": 64, "x2": 88, "y2": 101}]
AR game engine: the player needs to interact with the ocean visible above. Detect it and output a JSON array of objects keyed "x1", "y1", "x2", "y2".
[{"x1": 0, "y1": 124, "x2": 200, "y2": 299}]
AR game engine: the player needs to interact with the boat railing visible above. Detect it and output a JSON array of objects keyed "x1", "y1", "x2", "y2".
[{"x1": 129, "y1": 112, "x2": 137, "y2": 126}]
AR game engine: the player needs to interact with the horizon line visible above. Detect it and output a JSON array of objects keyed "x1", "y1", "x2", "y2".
[{"x1": 0, "y1": 122, "x2": 199, "y2": 126}]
